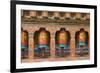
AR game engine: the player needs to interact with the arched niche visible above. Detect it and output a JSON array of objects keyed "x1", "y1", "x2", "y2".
[{"x1": 34, "y1": 27, "x2": 50, "y2": 58}]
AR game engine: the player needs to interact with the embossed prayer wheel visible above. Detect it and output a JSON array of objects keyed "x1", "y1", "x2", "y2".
[
  {"x1": 75, "y1": 28, "x2": 89, "y2": 56},
  {"x1": 55, "y1": 28, "x2": 71, "y2": 57},
  {"x1": 21, "y1": 28, "x2": 28, "y2": 59},
  {"x1": 34, "y1": 27, "x2": 50, "y2": 58}
]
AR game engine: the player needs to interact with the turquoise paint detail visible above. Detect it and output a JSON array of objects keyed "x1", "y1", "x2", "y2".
[
  {"x1": 79, "y1": 42, "x2": 86, "y2": 46},
  {"x1": 21, "y1": 46, "x2": 28, "y2": 49}
]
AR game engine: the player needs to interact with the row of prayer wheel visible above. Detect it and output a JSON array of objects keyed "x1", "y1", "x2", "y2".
[{"x1": 21, "y1": 27, "x2": 89, "y2": 59}]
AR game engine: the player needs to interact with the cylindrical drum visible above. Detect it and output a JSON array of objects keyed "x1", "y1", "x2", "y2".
[
  {"x1": 55, "y1": 28, "x2": 70, "y2": 57},
  {"x1": 75, "y1": 28, "x2": 89, "y2": 56},
  {"x1": 21, "y1": 28, "x2": 28, "y2": 59},
  {"x1": 34, "y1": 27, "x2": 50, "y2": 58}
]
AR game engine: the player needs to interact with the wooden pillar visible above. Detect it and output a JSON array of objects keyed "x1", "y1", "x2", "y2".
[
  {"x1": 28, "y1": 29, "x2": 34, "y2": 62},
  {"x1": 50, "y1": 31, "x2": 55, "y2": 58},
  {"x1": 70, "y1": 31, "x2": 76, "y2": 59}
]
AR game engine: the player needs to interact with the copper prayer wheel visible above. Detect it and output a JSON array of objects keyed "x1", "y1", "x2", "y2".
[
  {"x1": 21, "y1": 28, "x2": 28, "y2": 59},
  {"x1": 34, "y1": 27, "x2": 50, "y2": 58},
  {"x1": 55, "y1": 28, "x2": 71, "y2": 57},
  {"x1": 75, "y1": 28, "x2": 89, "y2": 56}
]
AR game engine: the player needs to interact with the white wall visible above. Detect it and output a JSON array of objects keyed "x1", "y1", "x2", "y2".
[{"x1": 0, "y1": 0, "x2": 99, "y2": 73}]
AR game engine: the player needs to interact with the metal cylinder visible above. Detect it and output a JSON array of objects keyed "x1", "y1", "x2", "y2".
[
  {"x1": 21, "y1": 28, "x2": 28, "y2": 59},
  {"x1": 55, "y1": 28, "x2": 70, "y2": 57},
  {"x1": 75, "y1": 28, "x2": 89, "y2": 56},
  {"x1": 34, "y1": 27, "x2": 50, "y2": 58}
]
